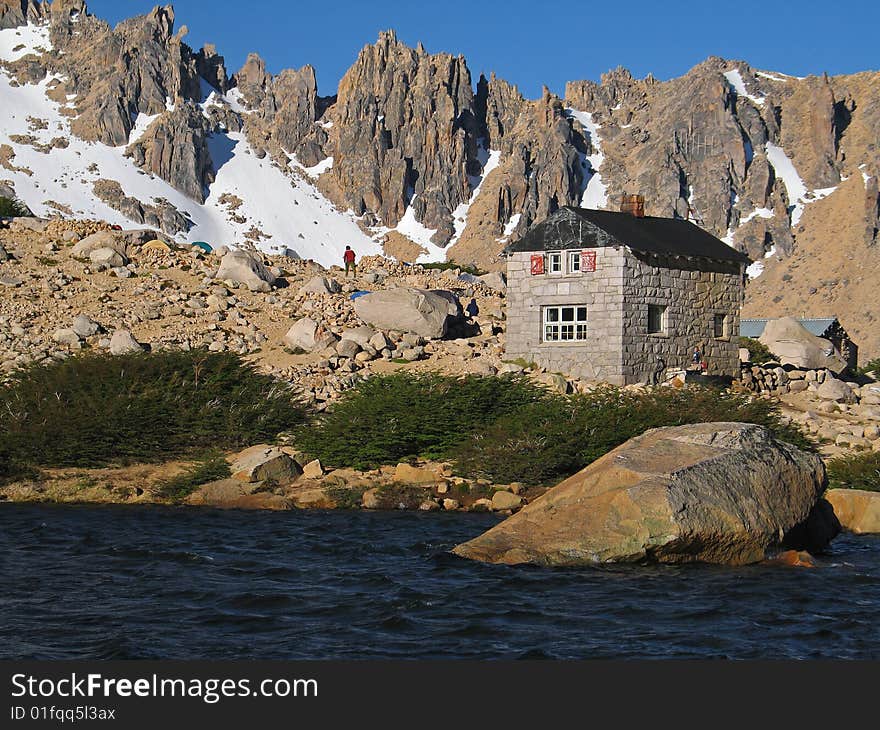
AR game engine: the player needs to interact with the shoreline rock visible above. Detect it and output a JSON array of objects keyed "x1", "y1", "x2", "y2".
[
  {"x1": 826, "y1": 488, "x2": 880, "y2": 534},
  {"x1": 453, "y1": 422, "x2": 839, "y2": 566}
]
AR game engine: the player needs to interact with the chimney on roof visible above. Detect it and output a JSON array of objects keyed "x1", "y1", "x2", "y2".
[{"x1": 620, "y1": 194, "x2": 645, "y2": 218}]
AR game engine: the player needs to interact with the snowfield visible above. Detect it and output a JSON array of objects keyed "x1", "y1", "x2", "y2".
[
  {"x1": 565, "y1": 108, "x2": 609, "y2": 210},
  {"x1": 0, "y1": 23, "x2": 381, "y2": 267}
]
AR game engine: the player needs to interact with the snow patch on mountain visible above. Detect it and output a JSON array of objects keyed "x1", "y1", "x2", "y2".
[
  {"x1": 126, "y1": 113, "x2": 159, "y2": 147},
  {"x1": 765, "y1": 142, "x2": 809, "y2": 224},
  {"x1": 0, "y1": 23, "x2": 49, "y2": 62},
  {"x1": 449, "y1": 141, "x2": 501, "y2": 246},
  {"x1": 499, "y1": 213, "x2": 521, "y2": 243},
  {"x1": 565, "y1": 108, "x2": 609, "y2": 210},
  {"x1": 393, "y1": 198, "x2": 446, "y2": 263},
  {"x1": 723, "y1": 69, "x2": 765, "y2": 107}
]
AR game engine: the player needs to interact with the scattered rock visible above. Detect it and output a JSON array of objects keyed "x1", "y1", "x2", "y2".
[
  {"x1": 817, "y1": 377, "x2": 858, "y2": 404},
  {"x1": 230, "y1": 445, "x2": 303, "y2": 484},
  {"x1": 298, "y1": 275, "x2": 340, "y2": 295},
  {"x1": 108, "y1": 329, "x2": 144, "y2": 355},
  {"x1": 215, "y1": 249, "x2": 276, "y2": 292},
  {"x1": 491, "y1": 490, "x2": 523, "y2": 511},
  {"x1": 72, "y1": 314, "x2": 100, "y2": 338}
]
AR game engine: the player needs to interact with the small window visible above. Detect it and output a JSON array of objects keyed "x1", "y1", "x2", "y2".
[
  {"x1": 713, "y1": 314, "x2": 727, "y2": 339},
  {"x1": 569, "y1": 251, "x2": 581, "y2": 273},
  {"x1": 544, "y1": 305, "x2": 588, "y2": 342},
  {"x1": 548, "y1": 252, "x2": 563, "y2": 274},
  {"x1": 648, "y1": 305, "x2": 667, "y2": 335}
]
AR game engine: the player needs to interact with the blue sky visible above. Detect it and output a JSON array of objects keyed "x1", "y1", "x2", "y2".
[{"x1": 88, "y1": 0, "x2": 879, "y2": 98}]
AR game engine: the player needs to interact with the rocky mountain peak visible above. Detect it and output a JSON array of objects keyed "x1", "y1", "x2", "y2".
[
  {"x1": 234, "y1": 52, "x2": 268, "y2": 93},
  {"x1": 327, "y1": 31, "x2": 479, "y2": 242}
]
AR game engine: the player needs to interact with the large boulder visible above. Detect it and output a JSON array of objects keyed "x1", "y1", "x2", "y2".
[
  {"x1": 826, "y1": 489, "x2": 880, "y2": 534},
  {"x1": 89, "y1": 247, "x2": 128, "y2": 268},
  {"x1": 230, "y1": 445, "x2": 302, "y2": 484},
  {"x1": 283, "y1": 317, "x2": 337, "y2": 352},
  {"x1": 758, "y1": 317, "x2": 848, "y2": 374},
  {"x1": 72, "y1": 314, "x2": 101, "y2": 338},
  {"x1": 298, "y1": 275, "x2": 341, "y2": 295},
  {"x1": 353, "y1": 288, "x2": 461, "y2": 339},
  {"x1": 71, "y1": 231, "x2": 128, "y2": 259},
  {"x1": 340, "y1": 326, "x2": 378, "y2": 348},
  {"x1": 215, "y1": 249, "x2": 276, "y2": 292},
  {"x1": 816, "y1": 376, "x2": 858, "y2": 404},
  {"x1": 453, "y1": 422, "x2": 838, "y2": 566},
  {"x1": 108, "y1": 329, "x2": 145, "y2": 355},
  {"x1": 479, "y1": 271, "x2": 507, "y2": 293}
]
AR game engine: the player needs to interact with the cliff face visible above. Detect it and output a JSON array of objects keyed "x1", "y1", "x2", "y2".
[{"x1": 2, "y1": 3, "x2": 879, "y2": 353}]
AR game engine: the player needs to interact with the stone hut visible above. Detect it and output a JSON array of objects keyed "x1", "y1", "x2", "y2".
[{"x1": 503, "y1": 205, "x2": 751, "y2": 385}]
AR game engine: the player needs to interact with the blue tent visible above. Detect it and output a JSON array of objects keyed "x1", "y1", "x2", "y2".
[{"x1": 191, "y1": 241, "x2": 213, "y2": 253}]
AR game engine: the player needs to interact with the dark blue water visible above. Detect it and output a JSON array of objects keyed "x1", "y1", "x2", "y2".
[{"x1": 1, "y1": 504, "x2": 879, "y2": 659}]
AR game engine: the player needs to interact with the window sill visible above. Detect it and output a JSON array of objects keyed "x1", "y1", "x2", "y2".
[{"x1": 540, "y1": 340, "x2": 591, "y2": 345}]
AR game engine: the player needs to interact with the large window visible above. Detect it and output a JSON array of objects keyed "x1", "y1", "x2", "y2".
[
  {"x1": 544, "y1": 305, "x2": 588, "y2": 342},
  {"x1": 648, "y1": 305, "x2": 667, "y2": 335}
]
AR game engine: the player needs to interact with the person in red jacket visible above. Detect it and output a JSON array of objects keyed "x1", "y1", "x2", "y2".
[{"x1": 343, "y1": 246, "x2": 357, "y2": 277}]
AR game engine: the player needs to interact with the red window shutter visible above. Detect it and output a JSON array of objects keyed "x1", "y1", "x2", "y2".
[
  {"x1": 581, "y1": 251, "x2": 596, "y2": 272},
  {"x1": 530, "y1": 254, "x2": 545, "y2": 275}
]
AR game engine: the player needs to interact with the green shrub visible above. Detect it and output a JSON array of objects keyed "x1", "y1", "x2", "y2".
[
  {"x1": 452, "y1": 385, "x2": 813, "y2": 486},
  {"x1": 296, "y1": 373, "x2": 551, "y2": 470},
  {"x1": 0, "y1": 350, "x2": 305, "y2": 469},
  {"x1": 856, "y1": 358, "x2": 880, "y2": 377},
  {"x1": 739, "y1": 337, "x2": 777, "y2": 365},
  {"x1": 826, "y1": 452, "x2": 880, "y2": 492},
  {"x1": 0, "y1": 196, "x2": 30, "y2": 218},
  {"x1": 155, "y1": 451, "x2": 232, "y2": 501}
]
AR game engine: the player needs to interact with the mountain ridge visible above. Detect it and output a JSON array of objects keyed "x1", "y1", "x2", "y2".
[{"x1": 1, "y1": 0, "x2": 878, "y2": 354}]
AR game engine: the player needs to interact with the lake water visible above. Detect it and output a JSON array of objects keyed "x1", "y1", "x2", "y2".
[{"x1": 1, "y1": 504, "x2": 878, "y2": 659}]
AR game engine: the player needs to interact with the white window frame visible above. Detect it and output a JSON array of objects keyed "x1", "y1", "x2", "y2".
[
  {"x1": 543, "y1": 305, "x2": 589, "y2": 343},
  {"x1": 548, "y1": 251, "x2": 563, "y2": 275},
  {"x1": 647, "y1": 304, "x2": 668, "y2": 336},
  {"x1": 568, "y1": 251, "x2": 581, "y2": 274}
]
